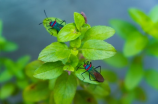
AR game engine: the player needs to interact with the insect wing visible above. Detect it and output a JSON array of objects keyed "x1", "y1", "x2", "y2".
[{"x1": 93, "y1": 70, "x2": 104, "y2": 82}]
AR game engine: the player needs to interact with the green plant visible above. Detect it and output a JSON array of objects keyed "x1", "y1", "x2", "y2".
[
  {"x1": 0, "y1": 20, "x2": 30, "y2": 104},
  {"x1": 23, "y1": 12, "x2": 116, "y2": 104},
  {"x1": 102, "y1": 5, "x2": 158, "y2": 104}
]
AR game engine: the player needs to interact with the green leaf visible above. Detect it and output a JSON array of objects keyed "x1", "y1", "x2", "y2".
[
  {"x1": 49, "y1": 78, "x2": 57, "y2": 90},
  {"x1": 71, "y1": 49, "x2": 79, "y2": 56},
  {"x1": 85, "y1": 81, "x2": 110, "y2": 98},
  {"x1": 125, "y1": 56, "x2": 143, "y2": 90},
  {"x1": 74, "y1": 90, "x2": 98, "y2": 104},
  {"x1": 123, "y1": 33, "x2": 148, "y2": 57},
  {"x1": 149, "y1": 5, "x2": 158, "y2": 23},
  {"x1": 43, "y1": 17, "x2": 66, "y2": 37},
  {"x1": 25, "y1": 60, "x2": 43, "y2": 79},
  {"x1": 146, "y1": 39, "x2": 158, "y2": 57},
  {"x1": 110, "y1": 19, "x2": 138, "y2": 39},
  {"x1": 49, "y1": 91, "x2": 56, "y2": 104},
  {"x1": 144, "y1": 69, "x2": 158, "y2": 89},
  {"x1": 57, "y1": 23, "x2": 81, "y2": 42},
  {"x1": 54, "y1": 72, "x2": 77, "y2": 104},
  {"x1": 74, "y1": 12, "x2": 85, "y2": 31},
  {"x1": 134, "y1": 87, "x2": 146, "y2": 102},
  {"x1": 75, "y1": 68, "x2": 99, "y2": 84},
  {"x1": 128, "y1": 8, "x2": 153, "y2": 33},
  {"x1": 0, "y1": 69, "x2": 13, "y2": 83},
  {"x1": 0, "y1": 20, "x2": 2, "y2": 36},
  {"x1": 81, "y1": 39, "x2": 116, "y2": 60},
  {"x1": 66, "y1": 54, "x2": 79, "y2": 67},
  {"x1": 120, "y1": 92, "x2": 135, "y2": 104},
  {"x1": 63, "y1": 65, "x2": 74, "y2": 71},
  {"x1": 0, "y1": 83, "x2": 16, "y2": 100},
  {"x1": 104, "y1": 52, "x2": 128, "y2": 68},
  {"x1": 70, "y1": 37, "x2": 81, "y2": 48},
  {"x1": 17, "y1": 55, "x2": 30, "y2": 71},
  {"x1": 101, "y1": 70, "x2": 118, "y2": 83},
  {"x1": 17, "y1": 79, "x2": 29, "y2": 89},
  {"x1": 1, "y1": 41, "x2": 18, "y2": 52},
  {"x1": 82, "y1": 26, "x2": 115, "y2": 41},
  {"x1": 80, "y1": 24, "x2": 91, "y2": 40},
  {"x1": 148, "y1": 22, "x2": 158, "y2": 39},
  {"x1": 34, "y1": 61, "x2": 63, "y2": 79},
  {"x1": 23, "y1": 81, "x2": 50, "y2": 102},
  {"x1": 38, "y1": 42, "x2": 71, "y2": 62}
]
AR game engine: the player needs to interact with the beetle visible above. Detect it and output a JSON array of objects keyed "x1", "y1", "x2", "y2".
[
  {"x1": 77, "y1": 60, "x2": 104, "y2": 82},
  {"x1": 39, "y1": 10, "x2": 66, "y2": 33}
]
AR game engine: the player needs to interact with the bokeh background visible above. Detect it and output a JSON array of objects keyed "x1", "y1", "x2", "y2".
[{"x1": 0, "y1": 0, "x2": 158, "y2": 104}]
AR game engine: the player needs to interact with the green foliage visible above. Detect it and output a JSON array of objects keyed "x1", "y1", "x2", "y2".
[
  {"x1": 146, "y1": 39, "x2": 158, "y2": 57},
  {"x1": 101, "y1": 70, "x2": 118, "y2": 82},
  {"x1": 145, "y1": 69, "x2": 158, "y2": 89},
  {"x1": 74, "y1": 12, "x2": 85, "y2": 31},
  {"x1": 53, "y1": 72, "x2": 77, "y2": 104}
]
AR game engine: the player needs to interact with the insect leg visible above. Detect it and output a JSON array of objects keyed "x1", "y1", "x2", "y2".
[
  {"x1": 94, "y1": 66, "x2": 101, "y2": 73},
  {"x1": 76, "y1": 64, "x2": 85, "y2": 71},
  {"x1": 48, "y1": 28, "x2": 54, "y2": 35},
  {"x1": 89, "y1": 73, "x2": 96, "y2": 81},
  {"x1": 81, "y1": 71, "x2": 88, "y2": 81}
]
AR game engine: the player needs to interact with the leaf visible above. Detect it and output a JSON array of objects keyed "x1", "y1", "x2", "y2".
[
  {"x1": 110, "y1": 19, "x2": 138, "y2": 39},
  {"x1": 74, "y1": 12, "x2": 85, "y2": 31},
  {"x1": 49, "y1": 91, "x2": 56, "y2": 104},
  {"x1": 80, "y1": 24, "x2": 91, "y2": 40},
  {"x1": 74, "y1": 90, "x2": 98, "y2": 104},
  {"x1": 101, "y1": 70, "x2": 118, "y2": 83},
  {"x1": 16, "y1": 55, "x2": 30, "y2": 71},
  {"x1": 149, "y1": 5, "x2": 158, "y2": 23},
  {"x1": 134, "y1": 87, "x2": 146, "y2": 102},
  {"x1": 146, "y1": 39, "x2": 158, "y2": 57},
  {"x1": 57, "y1": 23, "x2": 81, "y2": 42},
  {"x1": 66, "y1": 54, "x2": 79, "y2": 67},
  {"x1": 123, "y1": 32, "x2": 148, "y2": 57},
  {"x1": 85, "y1": 81, "x2": 110, "y2": 98},
  {"x1": 104, "y1": 52, "x2": 128, "y2": 68},
  {"x1": 125, "y1": 56, "x2": 143, "y2": 90},
  {"x1": 63, "y1": 65, "x2": 74, "y2": 71},
  {"x1": 75, "y1": 68, "x2": 100, "y2": 84},
  {"x1": 120, "y1": 92, "x2": 135, "y2": 104},
  {"x1": 0, "y1": 69, "x2": 13, "y2": 83},
  {"x1": 34, "y1": 61, "x2": 63, "y2": 79},
  {"x1": 53, "y1": 72, "x2": 77, "y2": 104},
  {"x1": 82, "y1": 26, "x2": 115, "y2": 41},
  {"x1": 1, "y1": 41, "x2": 18, "y2": 52},
  {"x1": 38, "y1": 42, "x2": 71, "y2": 62},
  {"x1": 71, "y1": 49, "x2": 79, "y2": 56},
  {"x1": 144, "y1": 69, "x2": 158, "y2": 89},
  {"x1": 49, "y1": 78, "x2": 57, "y2": 90},
  {"x1": 23, "y1": 81, "x2": 50, "y2": 102},
  {"x1": 25, "y1": 60, "x2": 43, "y2": 79},
  {"x1": 70, "y1": 37, "x2": 81, "y2": 48},
  {"x1": 0, "y1": 83, "x2": 16, "y2": 100},
  {"x1": 17, "y1": 79, "x2": 29, "y2": 89},
  {"x1": 81, "y1": 39, "x2": 116, "y2": 60},
  {"x1": 43, "y1": 17, "x2": 66, "y2": 37}
]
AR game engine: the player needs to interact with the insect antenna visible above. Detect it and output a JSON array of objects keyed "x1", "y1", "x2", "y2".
[
  {"x1": 39, "y1": 22, "x2": 43, "y2": 25},
  {"x1": 44, "y1": 10, "x2": 49, "y2": 20}
]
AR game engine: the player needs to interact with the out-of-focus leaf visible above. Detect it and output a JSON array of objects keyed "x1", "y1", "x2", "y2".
[
  {"x1": 71, "y1": 49, "x2": 79, "y2": 56},
  {"x1": 149, "y1": 5, "x2": 158, "y2": 23},
  {"x1": 125, "y1": 56, "x2": 143, "y2": 90},
  {"x1": 49, "y1": 78, "x2": 57, "y2": 90},
  {"x1": 70, "y1": 37, "x2": 81, "y2": 48},
  {"x1": 123, "y1": 32, "x2": 148, "y2": 57},
  {"x1": 74, "y1": 12, "x2": 85, "y2": 31},
  {"x1": 0, "y1": 83, "x2": 16, "y2": 100},
  {"x1": 16, "y1": 79, "x2": 29, "y2": 89},
  {"x1": 34, "y1": 61, "x2": 63, "y2": 79},
  {"x1": 53, "y1": 72, "x2": 77, "y2": 104},
  {"x1": 146, "y1": 39, "x2": 158, "y2": 58},
  {"x1": 1, "y1": 41, "x2": 18, "y2": 52},
  {"x1": 66, "y1": 54, "x2": 79, "y2": 67},
  {"x1": 16, "y1": 55, "x2": 30, "y2": 71},
  {"x1": 81, "y1": 39, "x2": 116, "y2": 60},
  {"x1": 43, "y1": 17, "x2": 66, "y2": 37},
  {"x1": 49, "y1": 91, "x2": 55, "y2": 104},
  {"x1": 120, "y1": 92, "x2": 135, "y2": 104},
  {"x1": 25, "y1": 60, "x2": 43, "y2": 79},
  {"x1": 23, "y1": 81, "x2": 49, "y2": 102},
  {"x1": 0, "y1": 69, "x2": 13, "y2": 83},
  {"x1": 144, "y1": 69, "x2": 158, "y2": 89},
  {"x1": 85, "y1": 81, "x2": 110, "y2": 98},
  {"x1": 110, "y1": 19, "x2": 138, "y2": 39},
  {"x1": 63, "y1": 65, "x2": 74, "y2": 71},
  {"x1": 148, "y1": 22, "x2": 158, "y2": 39},
  {"x1": 104, "y1": 52, "x2": 128, "y2": 68},
  {"x1": 128, "y1": 8, "x2": 153, "y2": 33},
  {"x1": 82, "y1": 26, "x2": 115, "y2": 41},
  {"x1": 38, "y1": 42, "x2": 71, "y2": 62},
  {"x1": 101, "y1": 70, "x2": 118, "y2": 83},
  {"x1": 105, "y1": 96, "x2": 120, "y2": 104},
  {"x1": 134, "y1": 87, "x2": 147, "y2": 102},
  {"x1": 74, "y1": 90, "x2": 98, "y2": 104},
  {"x1": 57, "y1": 23, "x2": 81, "y2": 42}
]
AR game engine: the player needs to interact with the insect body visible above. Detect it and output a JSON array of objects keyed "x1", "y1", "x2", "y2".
[
  {"x1": 39, "y1": 10, "x2": 66, "y2": 33},
  {"x1": 77, "y1": 61, "x2": 104, "y2": 82}
]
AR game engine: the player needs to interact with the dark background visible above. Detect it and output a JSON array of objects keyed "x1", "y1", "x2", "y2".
[{"x1": 0, "y1": 0, "x2": 158, "y2": 104}]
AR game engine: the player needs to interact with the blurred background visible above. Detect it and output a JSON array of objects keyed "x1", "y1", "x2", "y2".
[{"x1": 0, "y1": 0, "x2": 158, "y2": 104}]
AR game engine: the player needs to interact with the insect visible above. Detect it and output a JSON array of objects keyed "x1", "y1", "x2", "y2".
[
  {"x1": 39, "y1": 10, "x2": 66, "y2": 33},
  {"x1": 76, "y1": 60, "x2": 104, "y2": 82}
]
